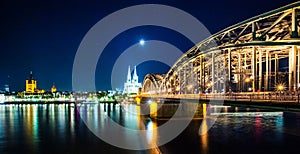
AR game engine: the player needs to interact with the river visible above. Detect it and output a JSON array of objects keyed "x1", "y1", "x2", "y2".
[{"x1": 0, "y1": 103, "x2": 300, "y2": 154}]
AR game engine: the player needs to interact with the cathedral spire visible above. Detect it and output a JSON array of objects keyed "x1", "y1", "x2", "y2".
[
  {"x1": 133, "y1": 66, "x2": 138, "y2": 83},
  {"x1": 127, "y1": 66, "x2": 131, "y2": 83},
  {"x1": 29, "y1": 71, "x2": 33, "y2": 80},
  {"x1": 123, "y1": 65, "x2": 141, "y2": 94}
]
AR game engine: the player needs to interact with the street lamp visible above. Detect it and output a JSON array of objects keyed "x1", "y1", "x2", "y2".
[
  {"x1": 277, "y1": 84, "x2": 285, "y2": 91},
  {"x1": 245, "y1": 77, "x2": 250, "y2": 83}
]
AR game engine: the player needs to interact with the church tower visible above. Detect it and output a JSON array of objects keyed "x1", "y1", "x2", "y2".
[
  {"x1": 132, "y1": 66, "x2": 138, "y2": 83},
  {"x1": 51, "y1": 83, "x2": 57, "y2": 93},
  {"x1": 127, "y1": 66, "x2": 131, "y2": 83},
  {"x1": 26, "y1": 71, "x2": 37, "y2": 93}
]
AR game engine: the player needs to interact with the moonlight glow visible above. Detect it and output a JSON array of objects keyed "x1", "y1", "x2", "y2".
[{"x1": 139, "y1": 39, "x2": 145, "y2": 46}]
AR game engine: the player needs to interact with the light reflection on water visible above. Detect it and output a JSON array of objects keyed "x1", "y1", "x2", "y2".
[
  {"x1": 0, "y1": 103, "x2": 300, "y2": 153},
  {"x1": 77, "y1": 103, "x2": 159, "y2": 148}
]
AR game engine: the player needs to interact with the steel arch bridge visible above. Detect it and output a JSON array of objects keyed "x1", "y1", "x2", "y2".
[
  {"x1": 142, "y1": 74, "x2": 165, "y2": 94},
  {"x1": 142, "y1": 2, "x2": 300, "y2": 96}
]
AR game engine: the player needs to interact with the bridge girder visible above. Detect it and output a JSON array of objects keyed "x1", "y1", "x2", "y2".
[{"x1": 142, "y1": 2, "x2": 300, "y2": 94}]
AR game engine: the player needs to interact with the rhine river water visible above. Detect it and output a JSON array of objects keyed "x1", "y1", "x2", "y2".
[{"x1": 0, "y1": 103, "x2": 300, "y2": 154}]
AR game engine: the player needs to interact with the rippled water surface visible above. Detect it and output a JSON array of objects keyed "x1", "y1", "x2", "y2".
[{"x1": 0, "y1": 103, "x2": 300, "y2": 154}]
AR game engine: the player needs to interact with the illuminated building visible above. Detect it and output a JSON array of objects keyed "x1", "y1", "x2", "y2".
[
  {"x1": 123, "y1": 66, "x2": 142, "y2": 94},
  {"x1": 51, "y1": 83, "x2": 57, "y2": 93},
  {"x1": 0, "y1": 94, "x2": 4, "y2": 103},
  {"x1": 4, "y1": 84, "x2": 9, "y2": 93},
  {"x1": 26, "y1": 71, "x2": 37, "y2": 93}
]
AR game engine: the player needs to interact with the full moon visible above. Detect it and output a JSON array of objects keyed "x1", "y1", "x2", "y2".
[{"x1": 139, "y1": 39, "x2": 145, "y2": 46}]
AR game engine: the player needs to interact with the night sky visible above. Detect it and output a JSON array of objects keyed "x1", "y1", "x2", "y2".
[{"x1": 0, "y1": 0, "x2": 298, "y2": 92}]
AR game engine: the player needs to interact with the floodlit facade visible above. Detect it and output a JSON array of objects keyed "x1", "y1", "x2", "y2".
[
  {"x1": 123, "y1": 66, "x2": 142, "y2": 94},
  {"x1": 26, "y1": 71, "x2": 37, "y2": 93},
  {"x1": 51, "y1": 83, "x2": 57, "y2": 93}
]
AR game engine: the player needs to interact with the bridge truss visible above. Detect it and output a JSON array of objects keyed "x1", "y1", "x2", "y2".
[{"x1": 142, "y1": 2, "x2": 300, "y2": 95}]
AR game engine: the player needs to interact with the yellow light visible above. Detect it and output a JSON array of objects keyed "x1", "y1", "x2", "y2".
[
  {"x1": 207, "y1": 83, "x2": 211, "y2": 87},
  {"x1": 245, "y1": 77, "x2": 250, "y2": 83},
  {"x1": 277, "y1": 84, "x2": 284, "y2": 91},
  {"x1": 135, "y1": 97, "x2": 141, "y2": 105},
  {"x1": 187, "y1": 85, "x2": 193, "y2": 90},
  {"x1": 203, "y1": 104, "x2": 206, "y2": 117},
  {"x1": 175, "y1": 86, "x2": 180, "y2": 91},
  {"x1": 51, "y1": 85, "x2": 57, "y2": 93},
  {"x1": 150, "y1": 101, "x2": 157, "y2": 118}
]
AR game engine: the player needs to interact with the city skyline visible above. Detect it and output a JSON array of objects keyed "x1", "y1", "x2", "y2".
[
  {"x1": 0, "y1": 0, "x2": 297, "y2": 91},
  {"x1": 1, "y1": 2, "x2": 300, "y2": 153}
]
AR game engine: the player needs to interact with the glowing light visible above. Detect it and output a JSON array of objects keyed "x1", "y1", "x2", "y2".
[
  {"x1": 245, "y1": 77, "x2": 251, "y2": 83},
  {"x1": 277, "y1": 84, "x2": 285, "y2": 91},
  {"x1": 175, "y1": 86, "x2": 180, "y2": 91},
  {"x1": 139, "y1": 39, "x2": 145, "y2": 46},
  {"x1": 203, "y1": 104, "x2": 207, "y2": 117},
  {"x1": 135, "y1": 97, "x2": 141, "y2": 105},
  {"x1": 187, "y1": 85, "x2": 193, "y2": 90},
  {"x1": 149, "y1": 102, "x2": 158, "y2": 118},
  {"x1": 207, "y1": 83, "x2": 211, "y2": 87}
]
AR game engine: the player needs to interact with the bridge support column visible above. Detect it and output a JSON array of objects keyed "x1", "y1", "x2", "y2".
[
  {"x1": 203, "y1": 59, "x2": 206, "y2": 92},
  {"x1": 269, "y1": 52, "x2": 272, "y2": 91},
  {"x1": 265, "y1": 51, "x2": 269, "y2": 91},
  {"x1": 199, "y1": 56, "x2": 203, "y2": 94},
  {"x1": 289, "y1": 45, "x2": 297, "y2": 91},
  {"x1": 259, "y1": 50, "x2": 262, "y2": 92},
  {"x1": 184, "y1": 66, "x2": 187, "y2": 94},
  {"x1": 238, "y1": 52, "x2": 241, "y2": 92},
  {"x1": 275, "y1": 54, "x2": 278, "y2": 86},
  {"x1": 252, "y1": 47, "x2": 257, "y2": 92},
  {"x1": 244, "y1": 53, "x2": 247, "y2": 92},
  {"x1": 216, "y1": 61, "x2": 219, "y2": 93},
  {"x1": 228, "y1": 49, "x2": 232, "y2": 92},
  {"x1": 212, "y1": 52, "x2": 215, "y2": 93}
]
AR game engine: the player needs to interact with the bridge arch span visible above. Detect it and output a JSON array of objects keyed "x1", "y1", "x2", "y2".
[{"x1": 142, "y1": 2, "x2": 300, "y2": 95}]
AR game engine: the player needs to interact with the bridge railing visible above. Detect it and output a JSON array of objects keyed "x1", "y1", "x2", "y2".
[{"x1": 140, "y1": 92, "x2": 300, "y2": 103}]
